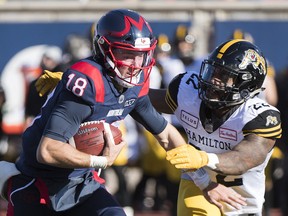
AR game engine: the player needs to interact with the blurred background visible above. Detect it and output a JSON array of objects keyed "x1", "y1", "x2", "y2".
[
  {"x1": 1, "y1": 1, "x2": 288, "y2": 216},
  {"x1": 1, "y1": 0, "x2": 288, "y2": 73}
]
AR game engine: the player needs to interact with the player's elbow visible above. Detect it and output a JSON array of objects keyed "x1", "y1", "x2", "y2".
[
  {"x1": 36, "y1": 146, "x2": 50, "y2": 164},
  {"x1": 36, "y1": 138, "x2": 55, "y2": 164}
]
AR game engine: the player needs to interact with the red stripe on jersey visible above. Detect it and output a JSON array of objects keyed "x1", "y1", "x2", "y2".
[
  {"x1": 138, "y1": 71, "x2": 150, "y2": 97},
  {"x1": 71, "y1": 62, "x2": 105, "y2": 102}
]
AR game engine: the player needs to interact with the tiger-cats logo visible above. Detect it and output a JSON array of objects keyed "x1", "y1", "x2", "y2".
[
  {"x1": 266, "y1": 115, "x2": 278, "y2": 126},
  {"x1": 239, "y1": 49, "x2": 266, "y2": 75}
]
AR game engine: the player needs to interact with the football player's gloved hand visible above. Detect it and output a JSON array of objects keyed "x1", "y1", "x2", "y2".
[
  {"x1": 166, "y1": 144, "x2": 209, "y2": 170},
  {"x1": 35, "y1": 70, "x2": 63, "y2": 97}
]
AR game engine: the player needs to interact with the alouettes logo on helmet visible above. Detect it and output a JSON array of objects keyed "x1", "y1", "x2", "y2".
[{"x1": 135, "y1": 37, "x2": 151, "y2": 48}]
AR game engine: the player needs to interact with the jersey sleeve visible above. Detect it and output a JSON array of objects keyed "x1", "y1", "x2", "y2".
[
  {"x1": 130, "y1": 95, "x2": 168, "y2": 135},
  {"x1": 43, "y1": 90, "x2": 92, "y2": 142},
  {"x1": 243, "y1": 109, "x2": 282, "y2": 139},
  {"x1": 62, "y1": 61, "x2": 105, "y2": 105}
]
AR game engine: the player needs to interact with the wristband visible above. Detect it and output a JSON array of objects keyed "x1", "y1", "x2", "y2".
[
  {"x1": 185, "y1": 168, "x2": 211, "y2": 190},
  {"x1": 90, "y1": 155, "x2": 108, "y2": 169},
  {"x1": 207, "y1": 153, "x2": 219, "y2": 170}
]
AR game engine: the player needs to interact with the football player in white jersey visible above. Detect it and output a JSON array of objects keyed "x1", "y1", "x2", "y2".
[{"x1": 150, "y1": 39, "x2": 282, "y2": 216}]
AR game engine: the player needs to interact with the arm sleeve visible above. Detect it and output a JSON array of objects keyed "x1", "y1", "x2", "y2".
[
  {"x1": 130, "y1": 95, "x2": 168, "y2": 135},
  {"x1": 43, "y1": 90, "x2": 93, "y2": 142},
  {"x1": 185, "y1": 168, "x2": 211, "y2": 190},
  {"x1": 243, "y1": 109, "x2": 282, "y2": 139}
]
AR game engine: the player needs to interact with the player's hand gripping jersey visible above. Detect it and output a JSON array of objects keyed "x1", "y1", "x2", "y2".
[{"x1": 166, "y1": 70, "x2": 281, "y2": 215}]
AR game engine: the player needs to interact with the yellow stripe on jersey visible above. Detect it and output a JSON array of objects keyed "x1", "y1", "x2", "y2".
[
  {"x1": 243, "y1": 124, "x2": 282, "y2": 138},
  {"x1": 217, "y1": 39, "x2": 246, "y2": 59},
  {"x1": 244, "y1": 124, "x2": 281, "y2": 133},
  {"x1": 253, "y1": 129, "x2": 282, "y2": 138},
  {"x1": 165, "y1": 90, "x2": 177, "y2": 112}
]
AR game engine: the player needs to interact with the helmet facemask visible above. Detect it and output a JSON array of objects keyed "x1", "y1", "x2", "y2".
[
  {"x1": 92, "y1": 9, "x2": 157, "y2": 88},
  {"x1": 199, "y1": 60, "x2": 257, "y2": 109}
]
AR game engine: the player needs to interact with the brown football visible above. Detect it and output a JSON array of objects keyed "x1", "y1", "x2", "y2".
[{"x1": 69, "y1": 121, "x2": 122, "y2": 156}]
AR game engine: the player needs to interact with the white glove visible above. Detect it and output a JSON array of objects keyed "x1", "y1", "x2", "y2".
[{"x1": 0, "y1": 161, "x2": 20, "y2": 200}]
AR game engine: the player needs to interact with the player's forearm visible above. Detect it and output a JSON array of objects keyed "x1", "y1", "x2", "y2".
[
  {"x1": 213, "y1": 152, "x2": 251, "y2": 175},
  {"x1": 37, "y1": 136, "x2": 91, "y2": 168},
  {"x1": 155, "y1": 123, "x2": 186, "y2": 151},
  {"x1": 215, "y1": 151, "x2": 268, "y2": 175},
  {"x1": 214, "y1": 136, "x2": 275, "y2": 175}
]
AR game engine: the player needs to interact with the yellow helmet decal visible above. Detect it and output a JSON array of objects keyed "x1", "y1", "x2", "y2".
[{"x1": 217, "y1": 39, "x2": 246, "y2": 59}]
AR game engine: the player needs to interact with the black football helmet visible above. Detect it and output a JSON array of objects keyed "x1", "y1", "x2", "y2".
[
  {"x1": 93, "y1": 9, "x2": 157, "y2": 88},
  {"x1": 198, "y1": 39, "x2": 267, "y2": 109}
]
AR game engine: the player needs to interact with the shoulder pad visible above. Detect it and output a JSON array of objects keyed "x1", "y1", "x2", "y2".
[
  {"x1": 243, "y1": 109, "x2": 282, "y2": 139},
  {"x1": 63, "y1": 61, "x2": 105, "y2": 104}
]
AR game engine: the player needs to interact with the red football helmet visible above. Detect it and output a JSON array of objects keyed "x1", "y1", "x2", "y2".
[{"x1": 93, "y1": 9, "x2": 157, "y2": 88}]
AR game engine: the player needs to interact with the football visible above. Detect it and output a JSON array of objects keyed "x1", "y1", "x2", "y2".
[{"x1": 69, "y1": 121, "x2": 122, "y2": 156}]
